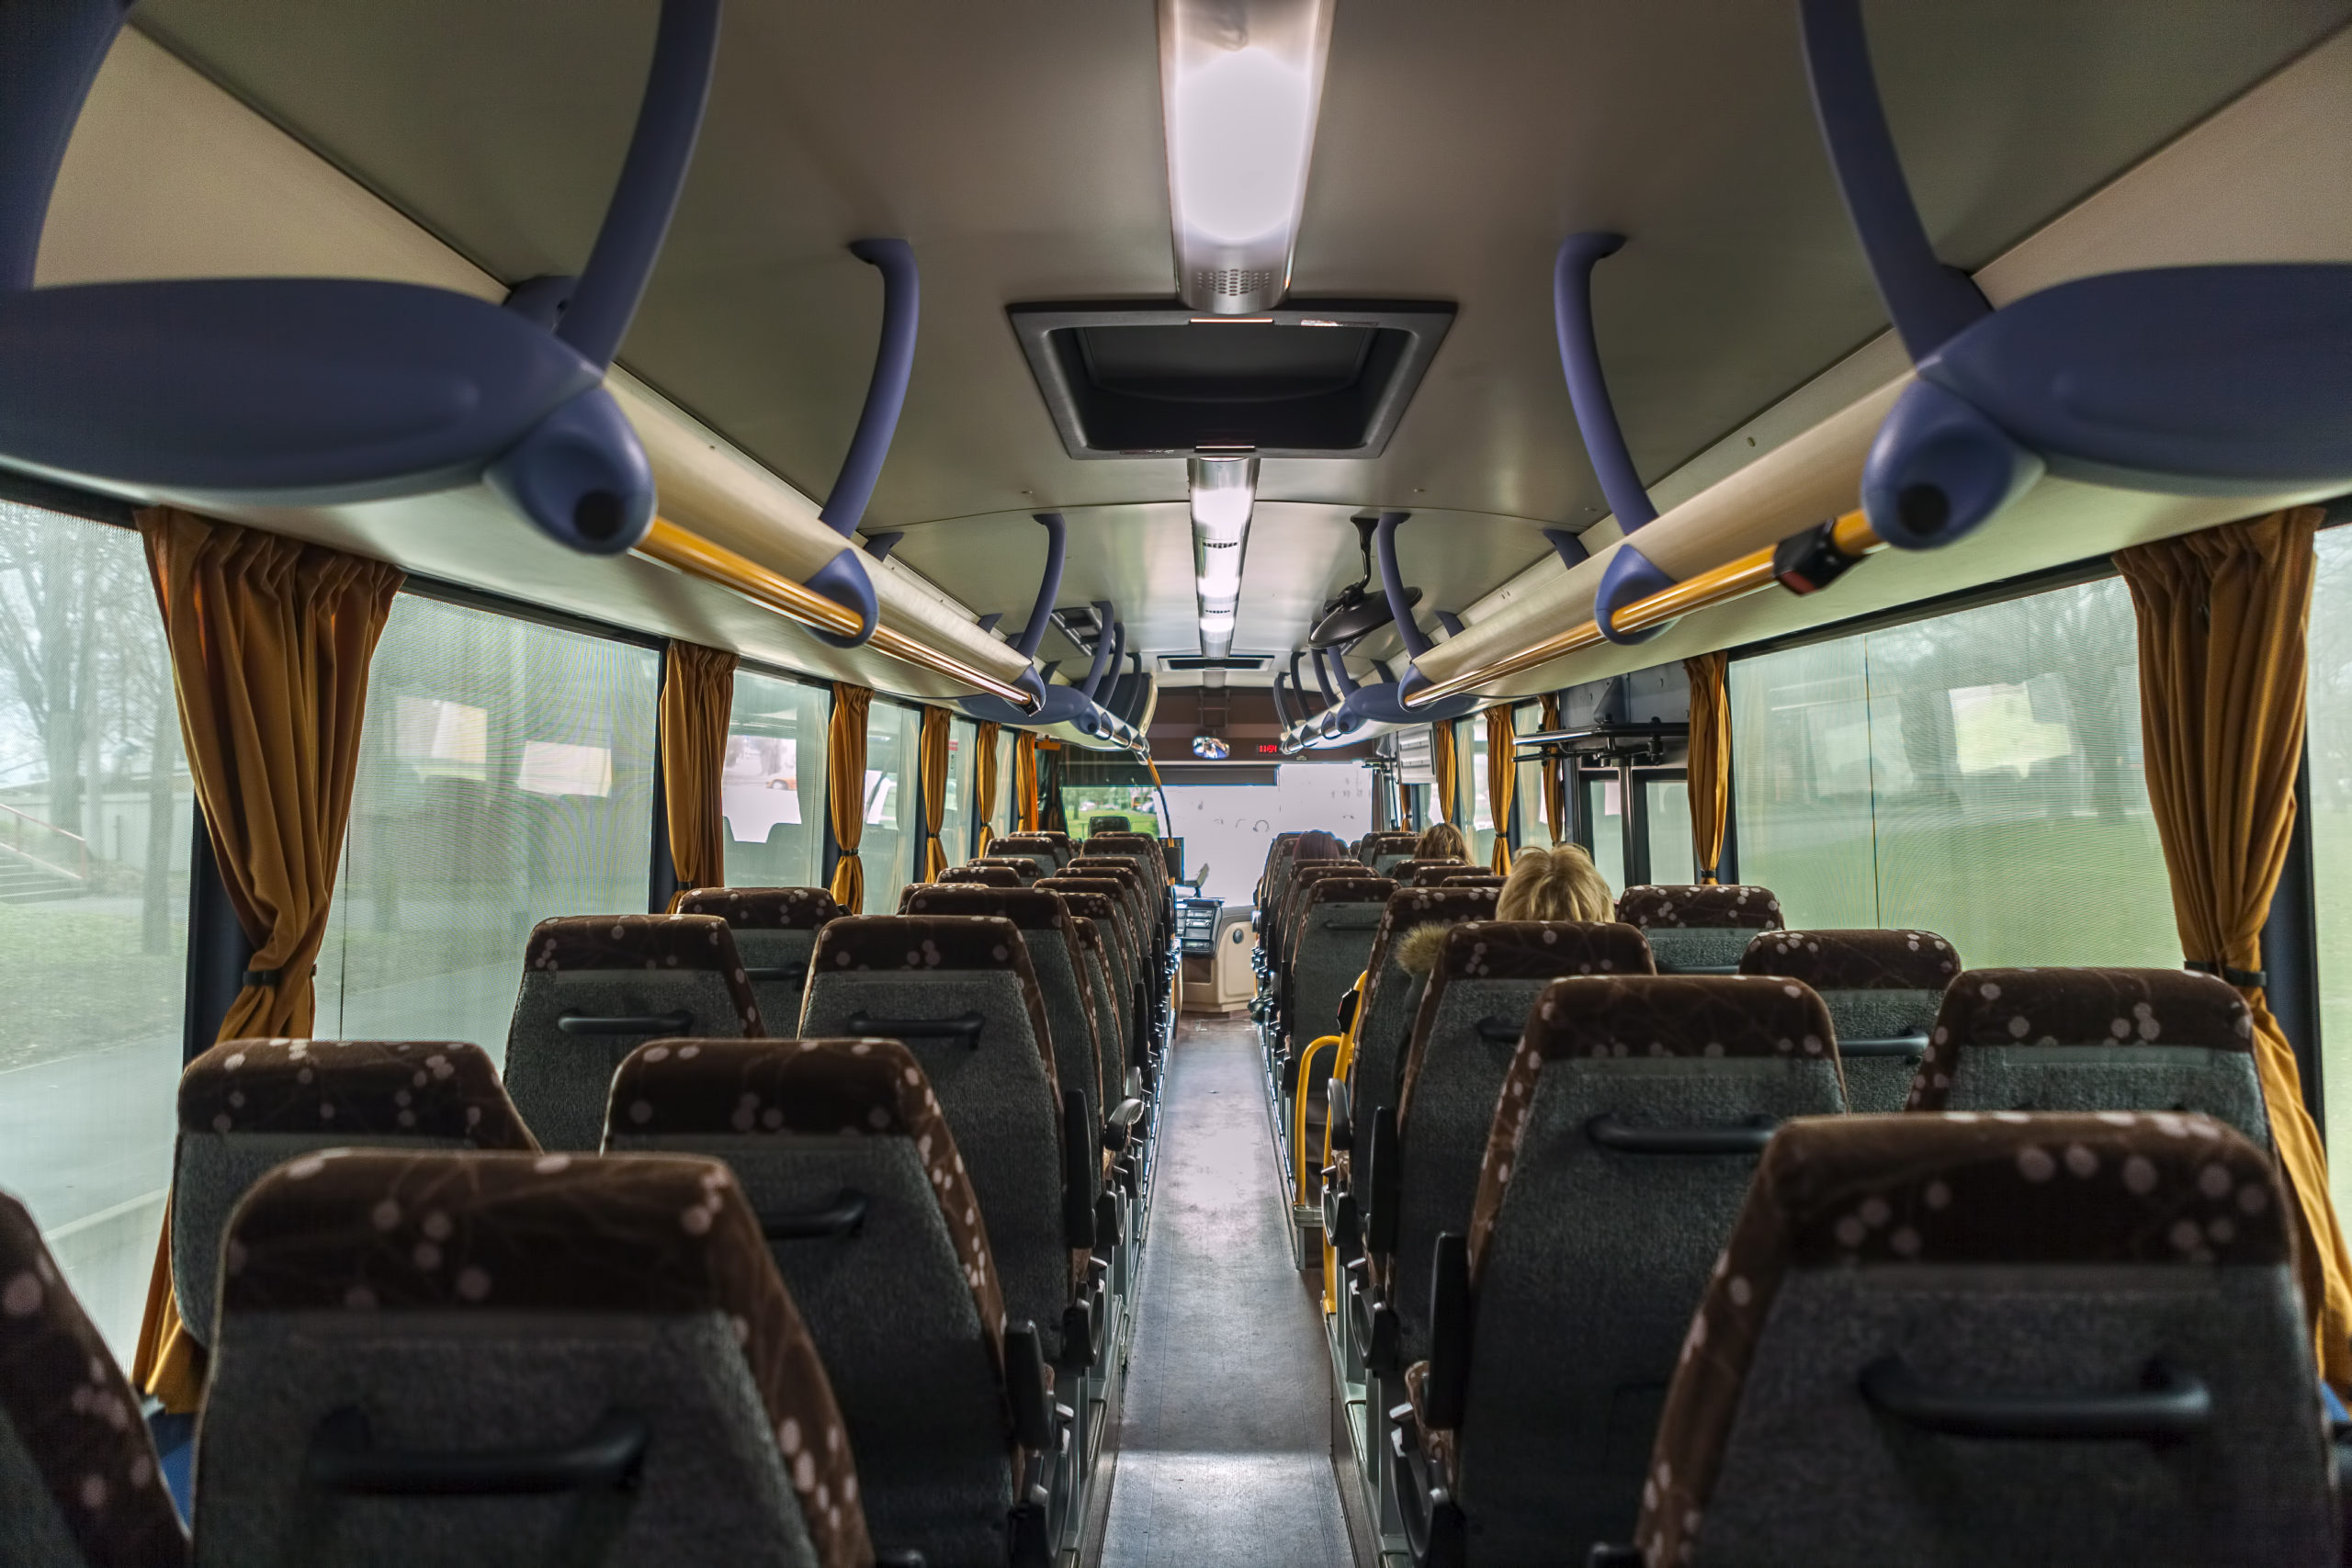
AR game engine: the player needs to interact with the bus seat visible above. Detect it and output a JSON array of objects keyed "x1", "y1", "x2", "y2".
[
  {"x1": 1908, "y1": 967, "x2": 2270, "y2": 1146},
  {"x1": 1273, "y1": 863, "x2": 1367, "y2": 1031},
  {"x1": 1044, "y1": 889, "x2": 1142, "y2": 1082},
  {"x1": 1341, "y1": 888, "x2": 1504, "y2": 1175},
  {"x1": 1739, "y1": 929, "x2": 1962, "y2": 1113},
  {"x1": 1038, "y1": 878, "x2": 1145, "y2": 1043},
  {"x1": 0, "y1": 1191, "x2": 189, "y2": 1567},
  {"x1": 1284, "y1": 878, "x2": 1398, "y2": 1098},
  {"x1": 1623, "y1": 1112, "x2": 2332, "y2": 1567},
  {"x1": 800, "y1": 918, "x2": 1100, "y2": 1371},
  {"x1": 942, "y1": 863, "x2": 1026, "y2": 888},
  {"x1": 192, "y1": 1150, "x2": 870, "y2": 1568},
  {"x1": 1035, "y1": 831, "x2": 1075, "y2": 864},
  {"x1": 1374, "y1": 921, "x2": 1655, "y2": 1372},
  {"x1": 1396, "y1": 858, "x2": 1470, "y2": 888},
  {"x1": 970, "y1": 857, "x2": 1043, "y2": 886},
  {"x1": 170, "y1": 1039, "x2": 537, "y2": 1352},
  {"x1": 1614, "y1": 886, "x2": 1786, "y2": 974},
  {"x1": 1393, "y1": 975, "x2": 1848, "y2": 1565},
  {"x1": 605, "y1": 1039, "x2": 1056, "y2": 1568},
  {"x1": 1066, "y1": 857, "x2": 1159, "y2": 946},
  {"x1": 1361, "y1": 832, "x2": 1419, "y2": 872},
  {"x1": 988, "y1": 838, "x2": 1064, "y2": 879},
  {"x1": 503, "y1": 916, "x2": 764, "y2": 1154},
  {"x1": 672, "y1": 888, "x2": 842, "y2": 1038},
  {"x1": 1084, "y1": 833, "x2": 1171, "y2": 914}
]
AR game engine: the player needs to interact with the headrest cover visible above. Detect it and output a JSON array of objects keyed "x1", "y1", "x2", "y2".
[
  {"x1": 673, "y1": 886, "x2": 840, "y2": 931},
  {"x1": 1364, "y1": 886, "x2": 1501, "y2": 979},
  {"x1": 1436, "y1": 920, "x2": 1655, "y2": 981},
  {"x1": 1037, "y1": 885, "x2": 1119, "y2": 922},
  {"x1": 1910, "y1": 967, "x2": 2256, "y2": 1111},
  {"x1": 1740, "y1": 928, "x2": 1960, "y2": 991},
  {"x1": 181, "y1": 1039, "x2": 538, "y2": 1147},
  {"x1": 1615, "y1": 885, "x2": 1784, "y2": 930},
  {"x1": 941, "y1": 864, "x2": 1025, "y2": 887},
  {"x1": 526, "y1": 913, "x2": 749, "y2": 973},
  {"x1": 1521, "y1": 974, "x2": 1835, "y2": 1063},
  {"x1": 902, "y1": 886, "x2": 1072, "y2": 933},
  {"x1": 811, "y1": 915, "x2": 1033, "y2": 975},
  {"x1": 1305, "y1": 876, "x2": 1397, "y2": 908}
]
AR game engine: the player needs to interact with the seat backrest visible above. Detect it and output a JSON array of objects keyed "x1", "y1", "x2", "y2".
[
  {"x1": 1361, "y1": 831, "x2": 1418, "y2": 869},
  {"x1": 1042, "y1": 887, "x2": 1137, "y2": 1077},
  {"x1": 1258, "y1": 830, "x2": 1304, "y2": 908},
  {"x1": 1350, "y1": 887, "x2": 1502, "y2": 1130},
  {"x1": 1385, "y1": 921, "x2": 1655, "y2": 1363},
  {"x1": 1287, "y1": 877, "x2": 1396, "y2": 1054},
  {"x1": 0, "y1": 1192, "x2": 189, "y2": 1568},
  {"x1": 1393, "y1": 857, "x2": 1467, "y2": 888},
  {"x1": 942, "y1": 863, "x2": 1024, "y2": 888},
  {"x1": 970, "y1": 856, "x2": 1042, "y2": 886},
  {"x1": 1036, "y1": 876, "x2": 1137, "y2": 967},
  {"x1": 1274, "y1": 862, "x2": 1360, "y2": 977},
  {"x1": 673, "y1": 887, "x2": 842, "y2": 1036},
  {"x1": 1739, "y1": 929, "x2": 1961, "y2": 1113},
  {"x1": 1909, "y1": 968, "x2": 2269, "y2": 1145},
  {"x1": 902, "y1": 886, "x2": 1107, "y2": 1118},
  {"x1": 799, "y1": 918, "x2": 1081, "y2": 1359},
  {"x1": 1085, "y1": 832, "x2": 1168, "y2": 903},
  {"x1": 503, "y1": 914, "x2": 765, "y2": 1151},
  {"x1": 1638, "y1": 1114, "x2": 2330, "y2": 1568},
  {"x1": 988, "y1": 837, "x2": 1062, "y2": 877},
  {"x1": 172, "y1": 1038, "x2": 538, "y2": 1348},
  {"x1": 1442, "y1": 974, "x2": 1848, "y2": 1562},
  {"x1": 1065, "y1": 856, "x2": 1155, "y2": 938},
  {"x1": 605, "y1": 1040, "x2": 1019, "y2": 1567},
  {"x1": 196, "y1": 1150, "x2": 869, "y2": 1568},
  {"x1": 1615, "y1": 885, "x2": 1785, "y2": 973}
]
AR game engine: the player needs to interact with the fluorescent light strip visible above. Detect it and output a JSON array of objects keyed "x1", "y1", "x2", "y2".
[{"x1": 1189, "y1": 454, "x2": 1258, "y2": 658}]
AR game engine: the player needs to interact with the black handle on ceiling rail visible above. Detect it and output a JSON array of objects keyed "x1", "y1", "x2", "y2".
[
  {"x1": 305, "y1": 1407, "x2": 649, "y2": 1495},
  {"x1": 1585, "y1": 1113, "x2": 1779, "y2": 1156},
  {"x1": 846, "y1": 1010, "x2": 986, "y2": 1045},
  {"x1": 1858, "y1": 1355, "x2": 2211, "y2": 1441},
  {"x1": 557, "y1": 1010, "x2": 693, "y2": 1035},
  {"x1": 1837, "y1": 1033, "x2": 1930, "y2": 1057},
  {"x1": 762, "y1": 1189, "x2": 869, "y2": 1241}
]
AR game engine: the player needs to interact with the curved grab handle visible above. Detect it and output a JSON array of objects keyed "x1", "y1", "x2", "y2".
[
  {"x1": 1079, "y1": 601, "x2": 1117, "y2": 700},
  {"x1": 1327, "y1": 646, "x2": 1361, "y2": 698},
  {"x1": 1585, "y1": 1112, "x2": 1778, "y2": 1155},
  {"x1": 1798, "y1": 0, "x2": 1988, "y2": 362},
  {"x1": 1372, "y1": 511, "x2": 1432, "y2": 660},
  {"x1": 818, "y1": 238, "x2": 921, "y2": 536},
  {"x1": 848, "y1": 1010, "x2": 987, "y2": 1046},
  {"x1": 1272, "y1": 671, "x2": 1298, "y2": 731},
  {"x1": 1099, "y1": 618, "x2": 1128, "y2": 704},
  {"x1": 1554, "y1": 232, "x2": 1657, "y2": 536},
  {"x1": 556, "y1": 0, "x2": 725, "y2": 370},
  {"x1": 1010, "y1": 513, "x2": 1069, "y2": 662},
  {"x1": 0, "y1": 1, "x2": 134, "y2": 292},
  {"x1": 558, "y1": 1010, "x2": 693, "y2": 1035},
  {"x1": 306, "y1": 1406, "x2": 649, "y2": 1496},
  {"x1": 1289, "y1": 651, "x2": 1324, "y2": 715},
  {"x1": 762, "y1": 1189, "x2": 870, "y2": 1241},
  {"x1": 1311, "y1": 648, "x2": 1340, "y2": 705},
  {"x1": 1859, "y1": 1355, "x2": 2211, "y2": 1441},
  {"x1": 1837, "y1": 1033, "x2": 1929, "y2": 1057}
]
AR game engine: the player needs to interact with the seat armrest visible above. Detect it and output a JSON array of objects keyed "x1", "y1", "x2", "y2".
[
  {"x1": 1061, "y1": 1089, "x2": 1097, "y2": 1249},
  {"x1": 1423, "y1": 1233, "x2": 1471, "y2": 1430},
  {"x1": 1004, "y1": 1321, "x2": 1054, "y2": 1451},
  {"x1": 1364, "y1": 1104, "x2": 1400, "y2": 1257},
  {"x1": 1586, "y1": 1549, "x2": 1643, "y2": 1567},
  {"x1": 1327, "y1": 1078, "x2": 1353, "y2": 1151}
]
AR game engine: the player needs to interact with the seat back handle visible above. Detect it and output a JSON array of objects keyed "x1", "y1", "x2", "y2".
[
  {"x1": 762, "y1": 1189, "x2": 868, "y2": 1241},
  {"x1": 1585, "y1": 1112, "x2": 1778, "y2": 1155},
  {"x1": 1474, "y1": 1018, "x2": 1524, "y2": 1044},
  {"x1": 557, "y1": 1010, "x2": 693, "y2": 1036},
  {"x1": 305, "y1": 1407, "x2": 649, "y2": 1495},
  {"x1": 847, "y1": 1010, "x2": 986, "y2": 1045},
  {"x1": 742, "y1": 965, "x2": 806, "y2": 986},
  {"x1": 1860, "y1": 1355, "x2": 2211, "y2": 1441},
  {"x1": 1837, "y1": 1032, "x2": 1929, "y2": 1057}
]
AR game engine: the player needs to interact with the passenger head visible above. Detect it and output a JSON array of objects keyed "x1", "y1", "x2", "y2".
[
  {"x1": 1414, "y1": 822, "x2": 1466, "y2": 862},
  {"x1": 1291, "y1": 829, "x2": 1349, "y2": 863},
  {"x1": 1497, "y1": 842, "x2": 1614, "y2": 924}
]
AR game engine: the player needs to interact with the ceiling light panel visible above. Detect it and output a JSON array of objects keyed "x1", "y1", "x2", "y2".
[
  {"x1": 1159, "y1": 0, "x2": 1338, "y2": 316},
  {"x1": 1190, "y1": 453, "x2": 1258, "y2": 657}
]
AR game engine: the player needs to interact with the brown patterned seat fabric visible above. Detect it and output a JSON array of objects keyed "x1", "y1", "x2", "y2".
[
  {"x1": 1738, "y1": 929, "x2": 1959, "y2": 991},
  {"x1": 673, "y1": 886, "x2": 842, "y2": 931},
  {"x1": 1035, "y1": 878, "x2": 1138, "y2": 964},
  {"x1": 1467, "y1": 975, "x2": 1838, "y2": 1281},
  {"x1": 609, "y1": 1038, "x2": 1007, "y2": 1368},
  {"x1": 179, "y1": 1038, "x2": 538, "y2": 1145},
  {"x1": 1394, "y1": 858, "x2": 1468, "y2": 888},
  {"x1": 1636, "y1": 1112, "x2": 2292, "y2": 1568},
  {"x1": 1910, "y1": 966, "x2": 2256, "y2": 1111},
  {"x1": 1360, "y1": 832, "x2": 1419, "y2": 864},
  {"x1": 0, "y1": 1195, "x2": 188, "y2": 1567},
  {"x1": 987, "y1": 838, "x2": 1062, "y2": 875},
  {"x1": 216, "y1": 1149, "x2": 872, "y2": 1568},
  {"x1": 523, "y1": 913, "x2": 765, "y2": 1034},
  {"x1": 941, "y1": 864, "x2": 1024, "y2": 888},
  {"x1": 1614, "y1": 885, "x2": 1783, "y2": 930},
  {"x1": 969, "y1": 857, "x2": 1041, "y2": 886},
  {"x1": 1439, "y1": 874, "x2": 1505, "y2": 888},
  {"x1": 1346, "y1": 886, "x2": 1505, "y2": 1103}
]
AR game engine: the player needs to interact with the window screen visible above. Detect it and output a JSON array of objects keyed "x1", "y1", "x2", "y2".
[
  {"x1": 2303, "y1": 526, "x2": 2352, "y2": 1216},
  {"x1": 1467, "y1": 718, "x2": 1496, "y2": 867},
  {"x1": 1732, "y1": 574, "x2": 2176, "y2": 967},
  {"x1": 939, "y1": 716, "x2": 977, "y2": 869},
  {"x1": 1514, "y1": 702, "x2": 1549, "y2": 848},
  {"x1": 0, "y1": 502, "x2": 192, "y2": 1359},
  {"x1": 316, "y1": 595, "x2": 658, "y2": 1067},
  {"x1": 1645, "y1": 776, "x2": 1697, "y2": 885},
  {"x1": 722, "y1": 668, "x2": 827, "y2": 889},
  {"x1": 1586, "y1": 774, "x2": 1625, "y2": 889},
  {"x1": 861, "y1": 703, "x2": 922, "y2": 913}
]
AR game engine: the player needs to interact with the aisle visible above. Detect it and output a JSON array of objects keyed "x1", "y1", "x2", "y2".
[{"x1": 1096, "y1": 1016, "x2": 1358, "y2": 1567}]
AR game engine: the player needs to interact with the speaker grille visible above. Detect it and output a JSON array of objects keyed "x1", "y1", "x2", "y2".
[{"x1": 1193, "y1": 267, "x2": 1276, "y2": 299}]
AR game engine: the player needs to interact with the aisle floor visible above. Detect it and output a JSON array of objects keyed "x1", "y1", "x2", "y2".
[{"x1": 1097, "y1": 1017, "x2": 1355, "y2": 1567}]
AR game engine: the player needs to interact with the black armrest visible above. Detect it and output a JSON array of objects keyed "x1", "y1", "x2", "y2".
[
  {"x1": 1859, "y1": 1355, "x2": 2211, "y2": 1440},
  {"x1": 1364, "y1": 1104, "x2": 1400, "y2": 1257},
  {"x1": 1327, "y1": 1078, "x2": 1353, "y2": 1151},
  {"x1": 1837, "y1": 1033, "x2": 1930, "y2": 1057},
  {"x1": 1061, "y1": 1089, "x2": 1098, "y2": 1249},
  {"x1": 305, "y1": 1407, "x2": 647, "y2": 1495},
  {"x1": 847, "y1": 1010, "x2": 986, "y2": 1045},
  {"x1": 1586, "y1": 1112, "x2": 1778, "y2": 1156},
  {"x1": 1336, "y1": 987, "x2": 1360, "y2": 1036},
  {"x1": 1003, "y1": 1321, "x2": 1054, "y2": 1451},
  {"x1": 874, "y1": 1551, "x2": 929, "y2": 1568},
  {"x1": 761, "y1": 1189, "x2": 867, "y2": 1241},
  {"x1": 558, "y1": 1010, "x2": 691, "y2": 1036},
  {"x1": 1329, "y1": 1191, "x2": 1363, "y2": 1274},
  {"x1": 1093, "y1": 1191, "x2": 1123, "y2": 1253},
  {"x1": 1424, "y1": 1233, "x2": 1471, "y2": 1430}
]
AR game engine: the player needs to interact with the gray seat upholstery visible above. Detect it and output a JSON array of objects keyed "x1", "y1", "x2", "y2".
[
  {"x1": 1272, "y1": 863, "x2": 1366, "y2": 1034},
  {"x1": 986, "y1": 838, "x2": 1062, "y2": 880},
  {"x1": 1908, "y1": 967, "x2": 2272, "y2": 1146},
  {"x1": 606, "y1": 1039, "x2": 1047, "y2": 1568},
  {"x1": 1615, "y1": 884, "x2": 1786, "y2": 974},
  {"x1": 1283, "y1": 876, "x2": 1396, "y2": 1083},
  {"x1": 1398, "y1": 974, "x2": 1849, "y2": 1566},
  {"x1": 672, "y1": 887, "x2": 841, "y2": 1036},
  {"x1": 800, "y1": 917, "x2": 1091, "y2": 1363},
  {"x1": 1083, "y1": 833, "x2": 1170, "y2": 943},
  {"x1": 1633, "y1": 1113, "x2": 2333, "y2": 1568},
  {"x1": 1258, "y1": 832, "x2": 1306, "y2": 926},
  {"x1": 194, "y1": 1149, "x2": 869, "y2": 1568},
  {"x1": 1360, "y1": 832, "x2": 1418, "y2": 871},
  {"x1": 1045, "y1": 887, "x2": 1140, "y2": 1087},
  {"x1": 503, "y1": 915, "x2": 765, "y2": 1152},
  {"x1": 171, "y1": 1038, "x2": 538, "y2": 1350},
  {"x1": 1740, "y1": 928, "x2": 1961, "y2": 1113},
  {"x1": 1065, "y1": 857, "x2": 1158, "y2": 957},
  {"x1": 902, "y1": 886, "x2": 1110, "y2": 1129},
  {"x1": 1380, "y1": 921, "x2": 1656, "y2": 1367},
  {"x1": 0, "y1": 1191, "x2": 189, "y2": 1567},
  {"x1": 1347, "y1": 887, "x2": 1503, "y2": 1135}
]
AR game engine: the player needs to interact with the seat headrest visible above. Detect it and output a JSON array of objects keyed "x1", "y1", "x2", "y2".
[
  {"x1": 1065, "y1": 858, "x2": 1144, "y2": 887},
  {"x1": 1440, "y1": 874, "x2": 1506, "y2": 888},
  {"x1": 1435, "y1": 920, "x2": 1654, "y2": 981},
  {"x1": 1304, "y1": 876, "x2": 1396, "y2": 909},
  {"x1": 1364, "y1": 886, "x2": 1501, "y2": 975},
  {"x1": 1739, "y1": 928, "x2": 1961, "y2": 991},
  {"x1": 902, "y1": 885, "x2": 1073, "y2": 934},
  {"x1": 1036, "y1": 885, "x2": 1119, "y2": 922},
  {"x1": 526, "y1": 913, "x2": 750, "y2": 974},
  {"x1": 1929, "y1": 967, "x2": 2254, "y2": 1055},
  {"x1": 180, "y1": 1039, "x2": 538, "y2": 1147},
  {"x1": 1615, "y1": 885, "x2": 1784, "y2": 930},
  {"x1": 220, "y1": 1149, "x2": 872, "y2": 1565},
  {"x1": 673, "y1": 886, "x2": 840, "y2": 931},
  {"x1": 1521, "y1": 974, "x2": 1836, "y2": 1063},
  {"x1": 941, "y1": 864, "x2": 1026, "y2": 887},
  {"x1": 810, "y1": 915, "x2": 1035, "y2": 976}
]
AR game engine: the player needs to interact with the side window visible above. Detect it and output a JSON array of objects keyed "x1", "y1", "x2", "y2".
[{"x1": 722, "y1": 669, "x2": 828, "y2": 888}]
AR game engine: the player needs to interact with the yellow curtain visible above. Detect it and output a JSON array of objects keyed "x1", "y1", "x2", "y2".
[
  {"x1": 131, "y1": 507, "x2": 402, "y2": 1409},
  {"x1": 918, "y1": 705, "x2": 952, "y2": 881},
  {"x1": 2115, "y1": 506, "x2": 2352, "y2": 1393},
  {"x1": 972, "y1": 721, "x2": 1001, "y2": 855},
  {"x1": 1538, "y1": 694, "x2": 1565, "y2": 845},
  {"x1": 1485, "y1": 705, "x2": 1516, "y2": 873},
  {"x1": 827, "y1": 683, "x2": 873, "y2": 914},
  {"x1": 1432, "y1": 722, "x2": 1458, "y2": 827},
  {"x1": 661, "y1": 641, "x2": 737, "y2": 897},
  {"x1": 1014, "y1": 730, "x2": 1041, "y2": 832},
  {"x1": 1685, "y1": 650, "x2": 1732, "y2": 884}
]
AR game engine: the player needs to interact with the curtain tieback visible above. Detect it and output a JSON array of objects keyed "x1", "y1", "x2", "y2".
[
  {"x1": 241, "y1": 964, "x2": 316, "y2": 988},
  {"x1": 2185, "y1": 959, "x2": 2267, "y2": 988}
]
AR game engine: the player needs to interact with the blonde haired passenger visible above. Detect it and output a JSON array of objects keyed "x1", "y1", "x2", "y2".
[
  {"x1": 1413, "y1": 821, "x2": 1467, "y2": 863},
  {"x1": 1496, "y1": 842, "x2": 1614, "y2": 924}
]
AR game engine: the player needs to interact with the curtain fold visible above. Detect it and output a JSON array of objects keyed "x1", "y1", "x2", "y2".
[
  {"x1": 827, "y1": 683, "x2": 873, "y2": 914},
  {"x1": 1485, "y1": 705, "x2": 1517, "y2": 873},
  {"x1": 972, "y1": 721, "x2": 1001, "y2": 854},
  {"x1": 1539, "y1": 694, "x2": 1566, "y2": 846},
  {"x1": 130, "y1": 507, "x2": 402, "y2": 1409},
  {"x1": 661, "y1": 641, "x2": 737, "y2": 898},
  {"x1": 918, "y1": 705, "x2": 952, "y2": 880},
  {"x1": 2115, "y1": 506, "x2": 2352, "y2": 1392},
  {"x1": 1432, "y1": 722, "x2": 1459, "y2": 827},
  {"x1": 1685, "y1": 651, "x2": 1732, "y2": 884},
  {"x1": 1014, "y1": 730, "x2": 1041, "y2": 833}
]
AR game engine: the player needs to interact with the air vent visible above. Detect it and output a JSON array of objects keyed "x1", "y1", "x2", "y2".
[
  {"x1": 1193, "y1": 267, "x2": 1277, "y2": 300},
  {"x1": 1162, "y1": 655, "x2": 1270, "y2": 671}
]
